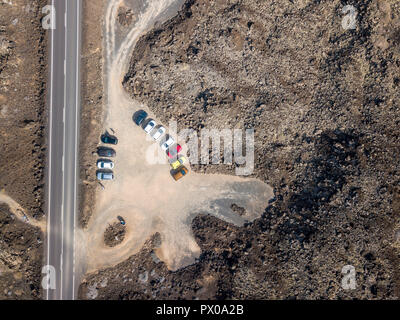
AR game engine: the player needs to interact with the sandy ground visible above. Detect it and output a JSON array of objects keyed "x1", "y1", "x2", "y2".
[{"x1": 77, "y1": 0, "x2": 273, "y2": 273}]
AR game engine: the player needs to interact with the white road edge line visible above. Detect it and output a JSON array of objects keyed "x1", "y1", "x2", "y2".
[
  {"x1": 46, "y1": 0, "x2": 55, "y2": 302},
  {"x1": 72, "y1": 0, "x2": 81, "y2": 300},
  {"x1": 60, "y1": 0, "x2": 68, "y2": 300},
  {"x1": 60, "y1": 201, "x2": 63, "y2": 299}
]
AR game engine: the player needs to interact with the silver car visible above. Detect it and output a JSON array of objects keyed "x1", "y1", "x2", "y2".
[
  {"x1": 96, "y1": 170, "x2": 114, "y2": 181},
  {"x1": 161, "y1": 135, "x2": 175, "y2": 151},
  {"x1": 151, "y1": 125, "x2": 166, "y2": 141}
]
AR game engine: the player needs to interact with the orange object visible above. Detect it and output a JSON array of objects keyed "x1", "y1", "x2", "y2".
[{"x1": 172, "y1": 166, "x2": 188, "y2": 181}]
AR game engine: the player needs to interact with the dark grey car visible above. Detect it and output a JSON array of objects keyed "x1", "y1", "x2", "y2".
[
  {"x1": 97, "y1": 147, "x2": 116, "y2": 157},
  {"x1": 133, "y1": 110, "x2": 148, "y2": 126}
]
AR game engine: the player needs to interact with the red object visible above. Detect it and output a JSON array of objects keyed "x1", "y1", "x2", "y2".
[{"x1": 167, "y1": 144, "x2": 182, "y2": 158}]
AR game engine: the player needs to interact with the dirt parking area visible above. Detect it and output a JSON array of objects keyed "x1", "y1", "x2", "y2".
[
  {"x1": 77, "y1": 0, "x2": 271, "y2": 273},
  {"x1": 77, "y1": 0, "x2": 272, "y2": 287}
]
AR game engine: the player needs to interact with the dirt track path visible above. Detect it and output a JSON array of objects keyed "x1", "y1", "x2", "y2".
[
  {"x1": 78, "y1": 0, "x2": 273, "y2": 273},
  {"x1": 0, "y1": 191, "x2": 46, "y2": 231}
]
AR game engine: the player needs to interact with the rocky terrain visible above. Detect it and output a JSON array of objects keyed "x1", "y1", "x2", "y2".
[
  {"x1": 104, "y1": 222, "x2": 126, "y2": 247},
  {"x1": 79, "y1": 0, "x2": 400, "y2": 299},
  {"x1": 0, "y1": 204, "x2": 43, "y2": 299},
  {"x1": 0, "y1": 0, "x2": 47, "y2": 299},
  {"x1": 0, "y1": 0, "x2": 47, "y2": 218}
]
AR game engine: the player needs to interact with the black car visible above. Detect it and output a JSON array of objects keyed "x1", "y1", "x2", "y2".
[
  {"x1": 97, "y1": 147, "x2": 116, "y2": 157},
  {"x1": 101, "y1": 132, "x2": 118, "y2": 145},
  {"x1": 117, "y1": 216, "x2": 126, "y2": 226},
  {"x1": 133, "y1": 110, "x2": 148, "y2": 126}
]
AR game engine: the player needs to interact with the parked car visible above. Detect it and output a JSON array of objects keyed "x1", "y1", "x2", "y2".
[
  {"x1": 133, "y1": 110, "x2": 148, "y2": 126},
  {"x1": 169, "y1": 155, "x2": 187, "y2": 170},
  {"x1": 172, "y1": 166, "x2": 188, "y2": 181},
  {"x1": 117, "y1": 216, "x2": 126, "y2": 226},
  {"x1": 167, "y1": 144, "x2": 182, "y2": 158},
  {"x1": 143, "y1": 119, "x2": 156, "y2": 134},
  {"x1": 97, "y1": 159, "x2": 114, "y2": 169},
  {"x1": 151, "y1": 125, "x2": 166, "y2": 141},
  {"x1": 96, "y1": 170, "x2": 114, "y2": 181},
  {"x1": 160, "y1": 135, "x2": 175, "y2": 151},
  {"x1": 101, "y1": 132, "x2": 118, "y2": 145},
  {"x1": 97, "y1": 147, "x2": 116, "y2": 157}
]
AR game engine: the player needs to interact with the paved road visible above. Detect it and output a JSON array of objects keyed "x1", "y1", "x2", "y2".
[{"x1": 46, "y1": 0, "x2": 81, "y2": 300}]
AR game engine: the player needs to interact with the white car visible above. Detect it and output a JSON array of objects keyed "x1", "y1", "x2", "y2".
[
  {"x1": 97, "y1": 159, "x2": 114, "y2": 169},
  {"x1": 143, "y1": 119, "x2": 156, "y2": 134},
  {"x1": 151, "y1": 125, "x2": 166, "y2": 141},
  {"x1": 161, "y1": 135, "x2": 175, "y2": 151}
]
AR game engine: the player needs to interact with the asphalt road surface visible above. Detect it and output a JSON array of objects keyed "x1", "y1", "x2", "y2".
[{"x1": 45, "y1": 0, "x2": 81, "y2": 300}]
